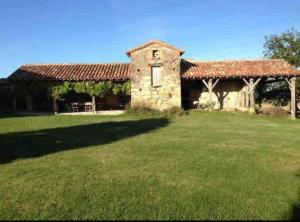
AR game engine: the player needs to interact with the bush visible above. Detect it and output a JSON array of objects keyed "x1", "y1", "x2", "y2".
[
  {"x1": 125, "y1": 104, "x2": 159, "y2": 116},
  {"x1": 163, "y1": 107, "x2": 187, "y2": 117},
  {"x1": 198, "y1": 101, "x2": 216, "y2": 111},
  {"x1": 261, "y1": 107, "x2": 289, "y2": 117},
  {"x1": 125, "y1": 104, "x2": 187, "y2": 117}
]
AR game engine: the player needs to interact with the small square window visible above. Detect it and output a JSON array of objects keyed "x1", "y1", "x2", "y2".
[{"x1": 152, "y1": 50, "x2": 159, "y2": 58}]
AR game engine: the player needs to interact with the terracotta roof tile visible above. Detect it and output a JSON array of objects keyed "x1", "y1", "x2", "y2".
[
  {"x1": 181, "y1": 59, "x2": 300, "y2": 79},
  {"x1": 8, "y1": 63, "x2": 131, "y2": 81},
  {"x1": 7, "y1": 59, "x2": 300, "y2": 82}
]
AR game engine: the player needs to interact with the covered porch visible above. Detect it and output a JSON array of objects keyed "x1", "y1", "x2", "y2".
[{"x1": 180, "y1": 59, "x2": 300, "y2": 119}]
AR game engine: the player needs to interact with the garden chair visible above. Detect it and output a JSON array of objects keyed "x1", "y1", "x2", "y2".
[
  {"x1": 84, "y1": 102, "x2": 93, "y2": 112},
  {"x1": 71, "y1": 102, "x2": 79, "y2": 112}
]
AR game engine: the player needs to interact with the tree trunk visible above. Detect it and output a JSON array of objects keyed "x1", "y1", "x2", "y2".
[
  {"x1": 92, "y1": 96, "x2": 96, "y2": 113},
  {"x1": 53, "y1": 98, "x2": 58, "y2": 115}
]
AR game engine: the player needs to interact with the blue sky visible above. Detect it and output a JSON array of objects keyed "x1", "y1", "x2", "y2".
[{"x1": 0, "y1": 0, "x2": 299, "y2": 78}]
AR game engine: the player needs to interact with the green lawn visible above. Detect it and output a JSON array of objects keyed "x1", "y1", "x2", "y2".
[{"x1": 1, "y1": 111, "x2": 300, "y2": 220}]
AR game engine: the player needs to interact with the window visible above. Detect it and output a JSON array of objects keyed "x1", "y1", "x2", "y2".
[
  {"x1": 152, "y1": 50, "x2": 159, "y2": 58},
  {"x1": 151, "y1": 66, "x2": 161, "y2": 87}
]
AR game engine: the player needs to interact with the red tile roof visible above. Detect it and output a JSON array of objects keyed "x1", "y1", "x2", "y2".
[
  {"x1": 7, "y1": 59, "x2": 300, "y2": 82},
  {"x1": 181, "y1": 59, "x2": 300, "y2": 79},
  {"x1": 8, "y1": 63, "x2": 131, "y2": 81},
  {"x1": 126, "y1": 40, "x2": 185, "y2": 57}
]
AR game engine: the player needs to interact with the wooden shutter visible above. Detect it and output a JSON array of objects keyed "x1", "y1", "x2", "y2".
[{"x1": 152, "y1": 66, "x2": 161, "y2": 86}]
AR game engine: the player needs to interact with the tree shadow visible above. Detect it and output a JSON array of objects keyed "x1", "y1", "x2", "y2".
[
  {"x1": 0, "y1": 117, "x2": 169, "y2": 164},
  {"x1": 215, "y1": 90, "x2": 229, "y2": 109},
  {"x1": 288, "y1": 171, "x2": 300, "y2": 220}
]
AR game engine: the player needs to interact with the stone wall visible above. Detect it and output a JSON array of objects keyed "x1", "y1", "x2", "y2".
[{"x1": 130, "y1": 44, "x2": 181, "y2": 110}]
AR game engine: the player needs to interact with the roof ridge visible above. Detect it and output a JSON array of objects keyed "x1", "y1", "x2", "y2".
[
  {"x1": 21, "y1": 62, "x2": 130, "y2": 66},
  {"x1": 183, "y1": 58, "x2": 285, "y2": 63}
]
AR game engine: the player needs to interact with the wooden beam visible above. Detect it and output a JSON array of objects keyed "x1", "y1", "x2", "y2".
[
  {"x1": 254, "y1": 78, "x2": 261, "y2": 88},
  {"x1": 212, "y1": 79, "x2": 219, "y2": 89},
  {"x1": 202, "y1": 79, "x2": 209, "y2": 89},
  {"x1": 290, "y1": 77, "x2": 296, "y2": 119},
  {"x1": 285, "y1": 78, "x2": 292, "y2": 90},
  {"x1": 243, "y1": 78, "x2": 251, "y2": 87}
]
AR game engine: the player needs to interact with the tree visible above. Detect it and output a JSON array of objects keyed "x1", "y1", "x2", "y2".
[
  {"x1": 264, "y1": 28, "x2": 300, "y2": 67},
  {"x1": 73, "y1": 81, "x2": 112, "y2": 113},
  {"x1": 264, "y1": 28, "x2": 300, "y2": 94},
  {"x1": 112, "y1": 81, "x2": 131, "y2": 96},
  {"x1": 48, "y1": 82, "x2": 73, "y2": 113}
]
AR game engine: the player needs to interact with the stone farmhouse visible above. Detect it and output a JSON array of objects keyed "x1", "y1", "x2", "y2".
[{"x1": 7, "y1": 40, "x2": 300, "y2": 118}]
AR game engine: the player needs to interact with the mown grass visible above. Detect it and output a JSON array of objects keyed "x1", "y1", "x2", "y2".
[{"x1": 0, "y1": 111, "x2": 300, "y2": 220}]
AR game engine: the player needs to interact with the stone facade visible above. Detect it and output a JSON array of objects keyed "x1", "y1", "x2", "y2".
[{"x1": 130, "y1": 43, "x2": 182, "y2": 110}]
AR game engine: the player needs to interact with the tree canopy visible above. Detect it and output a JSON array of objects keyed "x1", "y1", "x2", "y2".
[{"x1": 264, "y1": 28, "x2": 300, "y2": 67}]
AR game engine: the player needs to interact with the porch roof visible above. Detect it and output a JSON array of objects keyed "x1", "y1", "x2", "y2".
[
  {"x1": 8, "y1": 63, "x2": 131, "y2": 81},
  {"x1": 7, "y1": 59, "x2": 300, "y2": 82},
  {"x1": 180, "y1": 59, "x2": 300, "y2": 79}
]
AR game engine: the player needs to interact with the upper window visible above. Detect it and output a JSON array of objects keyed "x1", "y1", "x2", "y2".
[
  {"x1": 152, "y1": 50, "x2": 159, "y2": 58},
  {"x1": 151, "y1": 66, "x2": 161, "y2": 87}
]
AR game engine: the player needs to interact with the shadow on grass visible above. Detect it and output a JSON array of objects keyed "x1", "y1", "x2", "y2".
[
  {"x1": 0, "y1": 117, "x2": 169, "y2": 164},
  {"x1": 0, "y1": 112, "x2": 54, "y2": 119},
  {"x1": 289, "y1": 172, "x2": 300, "y2": 220}
]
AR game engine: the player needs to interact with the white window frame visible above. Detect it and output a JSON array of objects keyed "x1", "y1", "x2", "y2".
[{"x1": 151, "y1": 66, "x2": 161, "y2": 87}]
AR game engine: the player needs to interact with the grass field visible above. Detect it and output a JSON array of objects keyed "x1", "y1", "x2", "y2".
[{"x1": 0, "y1": 111, "x2": 300, "y2": 220}]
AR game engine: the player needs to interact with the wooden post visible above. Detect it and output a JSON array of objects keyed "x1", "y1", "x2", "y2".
[
  {"x1": 202, "y1": 78, "x2": 219, "y2": 111},
  {"x1": 25, "y1": 94, "x2": 33, "y2": 112},
  {"x1": 245, "y1": 86, "x2": 249, "y2": 107},
  {"x1": 53, "y1": 98, "x2": 58, "y2": 115},
  {"x1": 92, "y1": 96, "x2": 96, "y2": 113},
  {"x1": 285, "y1": 77, "x2": 296, "y2": 119},
  {"x1": 12, "y1": 95, "x2": 17, "y2": 113},
  {"x1": 249, "y1": 78, "x2": 255, "y2": 112},
  {"x1": 243, "y1": 78, "x2": 261, "y2": 114}
]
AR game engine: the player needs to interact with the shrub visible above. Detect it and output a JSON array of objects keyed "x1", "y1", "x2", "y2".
[
  {"x1": 163, "y1": 107, "x2": 187, "y2": 117},
  {"x1": 262, "y1": 107, "x2": 289, "y2": 117},
  {"x1": 125, "y1": 104, "x2": 187, "y2": 117},
  {"x1": 199, "y1": 101, "x2": 216, "y2": 111},
  {"x1": 125, "y1": 104, "x2": 159, "y2": 116}
]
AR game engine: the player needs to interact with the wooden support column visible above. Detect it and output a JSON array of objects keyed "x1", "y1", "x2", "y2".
[
  {"x1": 202, "y1": 78, "x2": 219, "y2": 111},
  {"x1": 285, "y1": 77, "x2": 297, "y2": 119},
  {"x1": 25, "y1": 94, "x2": 33, "y2": 112},
  {"x1": 245, "y1": 86, "x2": 249, "y2": 107},
  {"x1": 10, "y1": 84, "x2": 17, "y2": 113},
  {"x1": 53, "y1": 98, "x2": 58, "y2": 115},
  {"x1": 12, "y1": 95, "x2": 17, "y2": 113},
  {"x1": 243, "y1": 78, "x2": 261, "y2": 114}
]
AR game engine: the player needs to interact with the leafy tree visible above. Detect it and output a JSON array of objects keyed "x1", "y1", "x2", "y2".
[
  {"x1": 48, "y1": 82, "x2": 73, "y2": 100},
  {"x1": 264, "y1": 28, "x2": 300, "y2": 67},
  {"x1": 112, "y1": 81, "x2": 131, "y2": 96},
  {"x1": 264, "y1": 28, "x2": 300, "y2": 95},
  {"x1": 48, "y1": 82, "x2": 73, "y2": 113},
  {"x1": 73, "y1": 81, "x2": 112, "y2": 112}
]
